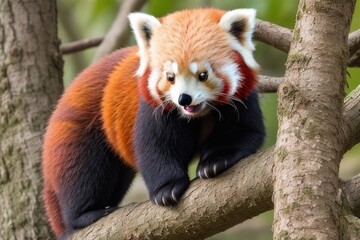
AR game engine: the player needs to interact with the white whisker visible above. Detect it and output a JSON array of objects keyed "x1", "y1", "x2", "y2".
[
  {"x1": 152, "y1": 96, "x2": 174, "y2": 121},
  {"x1": 205, "y1": 101, "x2": 222, "y2": 121}
]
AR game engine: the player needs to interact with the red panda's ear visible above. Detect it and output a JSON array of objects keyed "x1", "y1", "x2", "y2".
[
  {"x1": 219, "y1": 9, "x2": 259, "y2": 70},
  {"x1": 219, "y1": 9, "x2": 256, "y2": 51},
  {"x1": 128, "y1": 13, "x2": 161, "y2": 76}
]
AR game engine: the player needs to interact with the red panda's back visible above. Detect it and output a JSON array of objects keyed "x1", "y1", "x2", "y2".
[{"x1": 42, "y1": 47, "x2": 135, "y2": 237}]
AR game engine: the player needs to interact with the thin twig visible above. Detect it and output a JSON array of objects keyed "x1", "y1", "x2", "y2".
[{"x1": 60, "y1": 37, "x2": 103, "y2": 54}]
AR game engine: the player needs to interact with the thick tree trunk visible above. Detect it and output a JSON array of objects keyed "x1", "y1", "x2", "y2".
[
  {"x1": 272, "y1": 0, "x2": 356, "y2": 239},
  {"x1": 0, "y1": 0, "x2": 63, "y2": 239}
]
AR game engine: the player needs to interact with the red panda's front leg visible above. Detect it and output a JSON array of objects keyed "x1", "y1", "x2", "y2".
[
  {"x1": 197, "y1": 91, "x2": 265, "y2": 179},
  {"x1": 134, "y1": 98, "x2": 200, "y2": 206}
]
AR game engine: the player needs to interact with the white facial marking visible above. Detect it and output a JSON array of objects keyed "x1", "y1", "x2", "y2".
[
  {"x1": 230, "y1": 39, "x2": 259, "y2": 70},
  {"x1": 148, "y1": 70, "x2": 160, "y2": 99},
  {"x1": 172, "y1": 62, "x2": 179, "y2": 74},
  {"x1": 221, "y1": 60, "x2": 241, "y2": 95},
  {"x1": 161, "y1": 62, "x2": 224, "y2": 118},
  {"x1": 189, "y1": 62, "x2": 198, "y2": 74},
  {"x1": 164, "y1": 61, "x2": 179, "y2": 74},
  {"x1": 164, "y1": 61, "x2": 172, "y2": 72}
]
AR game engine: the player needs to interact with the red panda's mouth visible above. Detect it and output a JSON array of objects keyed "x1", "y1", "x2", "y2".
[
  {"x1": 184, "y1": 104, "x2": 202, "y2": 113},
  {"x1": 182, "y1": 102, "x2": 208, "y2": 116}
]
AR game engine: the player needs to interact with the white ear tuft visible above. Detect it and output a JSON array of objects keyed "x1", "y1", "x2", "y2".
[
  {"x1": 219, "y1": 9, "x2": 259, "y2": 70},
  {"x1": 219, "y1": 8, "x2": 256, "y2": 51},
  {"x1": 128, "y1": 13, "x2": 161, "y2": 76}
]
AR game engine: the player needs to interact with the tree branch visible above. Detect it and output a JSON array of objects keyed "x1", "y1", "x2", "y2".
[
  {"x1": 92, "y1": 0, "x2": 148, "y2": 62},
  {"x1": 348, "y1": 49, "x2": 360, "y2": 67},
  {"x1": 70, "y1": 148, "x2": 274, "y2": 240},
  {"x1": 59, "y1": 22, "x2": 360, "y2": 68},
  {"x1": 70, "y1": 83, "x2": 360, "y2": 240},
  {"x1": 58, "y1": 0, "x2": 87, "y2": 70},
  {"x1": 254, "y1": 22, "x2": 360, "y2": 67},
  {"x1": 343, "y1": 174, "x2": 360, "y2": 219},
  {"x1": 348, "y1": 30, "x2": 360, "y2": 67},
  {"x1": 258, "y1": 75, "x2": 284, "y2": 93},
  {"x1": 254, "y1": 19, "x2": 292, "y2": 53},
  {"x1": 343, "y1": 84, "x2": 360, "y2": 152},
  {"x1": 349, "y1": 29, "x2": 360, "y2": 56},
  {"x1": 60, "y1": 37, "x2": 103, "y2": 54}
]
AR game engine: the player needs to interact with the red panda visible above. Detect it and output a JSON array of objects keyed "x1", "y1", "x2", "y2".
[{"x1": 42, "y1": 8, "x2": 265, "y2": 239}]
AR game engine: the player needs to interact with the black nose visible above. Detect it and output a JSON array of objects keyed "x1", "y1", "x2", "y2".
[{"x1": 178, "y1": 93, "x2": 192, "y2": 106}]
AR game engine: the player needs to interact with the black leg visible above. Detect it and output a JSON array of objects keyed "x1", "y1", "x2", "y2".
[
  {"x1": 134, "y1": 99, "x2": 200, "y2": 206},
  {"x1": 58, "y1": 128, "x2": 135, "y2": 233},
  {"x1": 197, "y1": 91, "x2": 265, "y2": 179}
]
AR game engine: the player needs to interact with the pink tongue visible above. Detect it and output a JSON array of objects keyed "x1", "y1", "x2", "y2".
[{"x1": 184, "y1": 105, "x2": 197, "y2": 112}]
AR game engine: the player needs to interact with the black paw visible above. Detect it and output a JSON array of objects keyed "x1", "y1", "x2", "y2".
[
  {"x1": 197, "y1": 152, "x2": 239, "y2": 179},
  {"x1": 151, "y1": 177, "x2": 189, "y2": 206},
  {"x1": 104, "y1": 206, "x2": 117, "y2": 216},
  {"x1": 197, "y1": 158, "x2": 228, "y2": 179}
]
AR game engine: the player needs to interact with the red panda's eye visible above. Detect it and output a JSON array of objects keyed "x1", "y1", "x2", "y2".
[
  {"x1": 198, "y1": 71, "x2": 208, "y2": 82},
  {"x1": 166, "y1": 72, "x2": 175, "y2": 83}
]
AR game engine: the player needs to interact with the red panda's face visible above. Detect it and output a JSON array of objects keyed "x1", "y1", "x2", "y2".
[
  {"x1": 149, "y1": 60, "x2": 225, "y2": 117},
  {"x1": 129, "y1": 8, "x2": 259, "y2": 118}
]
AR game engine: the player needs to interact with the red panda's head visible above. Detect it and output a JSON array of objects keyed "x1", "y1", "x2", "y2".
[{"x1": 129, "y1": 8, "x2": 259, "y2": 118}]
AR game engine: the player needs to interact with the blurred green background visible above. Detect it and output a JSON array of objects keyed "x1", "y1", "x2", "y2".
[{"x1": 58, "y1": 1, "x2": 360, "y2": 239}]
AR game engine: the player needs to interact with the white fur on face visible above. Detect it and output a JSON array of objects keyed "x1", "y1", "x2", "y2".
[
  {"x1": 167, "y1": 62, "x2": 223, "y2": 111},
  {"x1": 228, "y1": 39, "x2": 259, "y2": 70},
  {"x1": 164, "y1": 61, "x2": 179, "y2": 74},
  {"x1": 189, "y1": 62, "x2": 198, "y2": 74},
  {"x1": 148, "y1": 70, "x2": 160, "y2": 100},
  {"x1": 220, "y1": 60, "x2": 242, "y2": 96}
]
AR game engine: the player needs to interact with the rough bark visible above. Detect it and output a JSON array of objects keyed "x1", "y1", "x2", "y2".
[
  {"x1": 272, "y1": 0, "x2": 356, "y2": 240},
  {"x1": 254, "y1": 20, "x2": 292, "y2": 53},
  {"x1": 71, "y1": 149, "x2": 274, "y2": 240},
  {"x1": 0, "y1": 0, "x2": 63, "y2": 239},
  {"x1": 258, "y1": 75, "x2": 284, "y2": 93},
  {"x1": 343, "y1": 174, "x2": 360, "y2": 219}
]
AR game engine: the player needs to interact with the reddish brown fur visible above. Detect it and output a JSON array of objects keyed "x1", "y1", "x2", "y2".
[
  {"x1": 151, "y1": 9, "x2": 232, "y2": 73},
  {"x1": 233, "y1": 52, "x2": 258, "y2": 99},
  {"x1": 102, "y1": 48, "x2": 141, "y2": 167},
  {"x1": 42, "y1": 48, "x2": 135, "y2": 237},
  {"x1": 42, "y1": 9, "x2": 259, "y2": 238}
]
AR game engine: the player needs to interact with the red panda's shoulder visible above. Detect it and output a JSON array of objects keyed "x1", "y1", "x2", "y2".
[{"x1": 101, "y1": 47, "x2": 142, "y2": 167}]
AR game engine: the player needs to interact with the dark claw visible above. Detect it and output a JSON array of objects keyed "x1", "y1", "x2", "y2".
[
  {"x1": 197, "y1": 152, "x2": 237, "y2": 179},
  {"x1": 151, "y1": 177, "x2": 189, "y2": 206}
]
